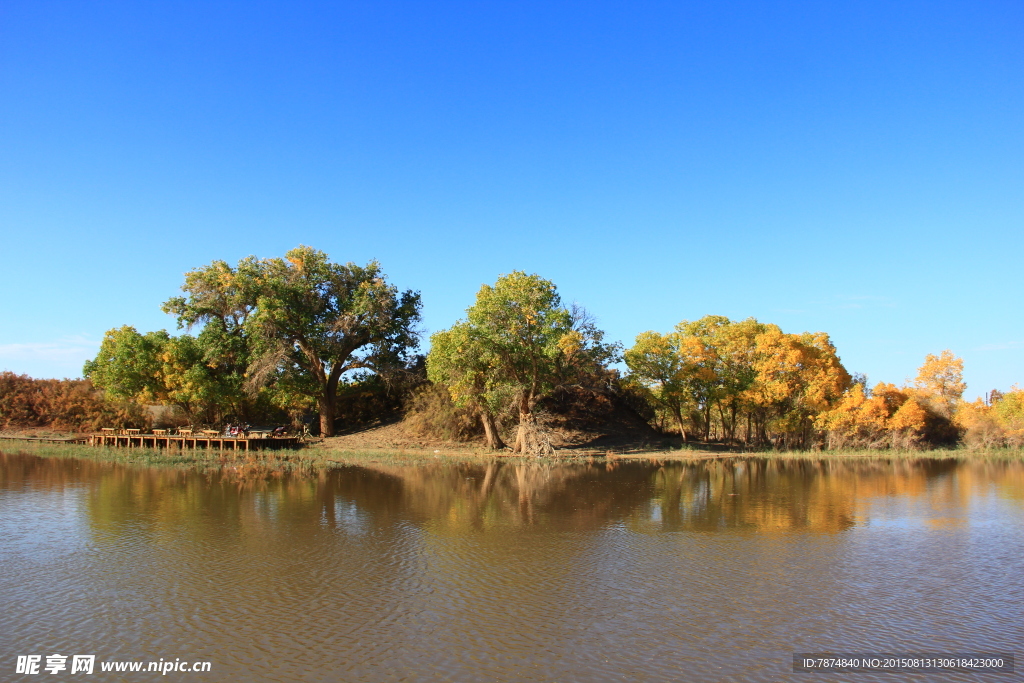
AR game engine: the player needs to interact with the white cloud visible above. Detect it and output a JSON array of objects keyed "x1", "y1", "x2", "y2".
[{"x1": 0, "y1": 336, "x2": 100, "y2": 378}]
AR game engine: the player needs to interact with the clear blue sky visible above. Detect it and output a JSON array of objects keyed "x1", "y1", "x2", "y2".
[{"x1": 1, "y1": 1, "x2": 1021, "y2": 398}]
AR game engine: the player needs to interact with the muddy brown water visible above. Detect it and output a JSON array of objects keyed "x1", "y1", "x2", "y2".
[{"x1": 1, "y1": 452, "x2": 1021, "y2": 681}]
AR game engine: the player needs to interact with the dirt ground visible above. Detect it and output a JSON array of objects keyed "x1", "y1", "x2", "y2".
[
  {"x1": 309, "y1": 419, "x2": 691, "y2": 458},
  {"x1": 0, "y1": 422, "x2": 742, "y2": 461}
]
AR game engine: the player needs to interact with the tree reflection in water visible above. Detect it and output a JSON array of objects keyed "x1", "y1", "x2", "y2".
[
  {"x1": 2, "y1": 451, "x2": 1022, "y2": 682},
  {"x1": 2, "y1": 452, "x2": 1021, "y2": 537}
]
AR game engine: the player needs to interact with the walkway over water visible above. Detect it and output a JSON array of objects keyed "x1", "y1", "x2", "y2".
[{"x1": 88, "y1": 432, "x2": 300, "y2": 450}]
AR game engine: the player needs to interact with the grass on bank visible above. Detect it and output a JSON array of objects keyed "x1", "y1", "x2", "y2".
[
  {"x1": 0, "y1": 439, "x2": 546, "y2": 470},
  {"x1": 3, "y1": 437, "x2": 1024, "y2": 474},
  {"x1": 735, "y1": 447, "x2": 1024, "y2": 462}
]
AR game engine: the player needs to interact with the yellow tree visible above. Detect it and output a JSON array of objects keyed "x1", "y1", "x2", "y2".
[
  {"x1": 914, "y1": 350, "x2": 965, "y2": 417},
  {"x1": 747, "y1": 326, "x2": 851, "y2": 448},
  {"x1": 674, "y1": 316, "x2": 728, "y2": 441},
  {"x1": 815, "y1": 382, "x2": 891, "y2": 449},
  {"x1": 710, "y1": 317, "x2": 764, "y2": 443},
  {"x1": 625, "y1": 316, "x2": 738, "y2": 442},
  {"x1": 668, "y1": 315, "x2": 767, "y2": 442},
  {"x1": 886, "y1": 393, "x2": 928, "y2": 448},
  {"x1": 959, "y1": 386, "x2": 1024, "y2": 448},
  {"x1": 955, "y1": 398, "x2": 1002, "y2": 448}
]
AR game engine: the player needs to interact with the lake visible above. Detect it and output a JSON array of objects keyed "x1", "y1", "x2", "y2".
[{"x1": 1, "y1": 452, "x2": 1021, "y2": 681}]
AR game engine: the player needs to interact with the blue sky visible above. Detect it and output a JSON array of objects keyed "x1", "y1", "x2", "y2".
[{"x1": 1, "y1": 1, "x2": 1021, "y2": 398}]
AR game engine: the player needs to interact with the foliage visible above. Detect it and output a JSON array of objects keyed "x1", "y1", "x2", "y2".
[
  {"x1": 816, "y1": 382, "x2": 928, "y2": 449},
  {"x1": 427, "y1": 272, "x2": 619, "y2": 452},
  {"x1": 331, "y1": 370, "x2": 422, "y2": 431},
  {"x1": 35, "y1": 251, "x2": 1021, "y2": 455},
  {"x1": 401, "y1": 383, "x2": 484, "y2": 442},
  {"x1": 623, "y1": 330, "x2": 692, "y2": 440},
  {"x1": 914, "y1": 349, "x2": 965, "y2": 417},
  {"x1": 747, "y1": 326, "x2": 851, "y2": 448},
  {"x1": 163, "y1": 245, "x2": 422, "y2": 436},
  {"x1": 626, "y1": 315, "x2": 850, "y2": 448},
  {"x1": 992, "y1": 388, "x2": 1024, "y2": 442},
  {"x1": 956, "y1": 386, "x2": 1024, "y2": 449},
  {"x1": 819, "y1": 352, "x2": 965, "y2": 450},
  {"x1": 83, "y1": 326, "x2": 167, "y2": 403},
  {"x1": 0, "y1": 372, "x2": 146, "y2": 431},
  {"x1": 83, "y1": 325, "x2": 244, "y2": 424}
]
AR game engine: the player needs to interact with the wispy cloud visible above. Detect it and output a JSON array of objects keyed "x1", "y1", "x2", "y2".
[
  {"x1": 975, "y1": 341, "x2": 1024, "y2": 352},
  {"x1": 0, "y1": 336, "x2": 99, "y2": 374}
]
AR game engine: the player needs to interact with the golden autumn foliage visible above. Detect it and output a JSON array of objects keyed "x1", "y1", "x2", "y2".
[
  {"x1": 0, "y1": 372, "x2": 147, "y2": 432},
  {"x1": 815, "y1": 382, "x2": 927, "y2": 449},
  {"x1": 818, "y1": 352, "x2": 965, "y2": 450},
  {"x1": 955, "y1": 386, "x2": 1024, "y2": 448},
  {"x1": 745, "y1": 327, "x2": 851, "y2": 447},
  {"x1": 914, "y1": 350, "x2": 966, "y2": 418},
  {"x1": 626, "y1": 316, "x2": 851, "y2": 448}
]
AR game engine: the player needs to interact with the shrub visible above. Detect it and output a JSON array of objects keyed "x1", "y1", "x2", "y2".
[
  {"x1": 401, "y1": 383, "x2": 482, "y2": 442},
  {"x1": 0, "y1": 372, "x2": 148, "y2": 432}
]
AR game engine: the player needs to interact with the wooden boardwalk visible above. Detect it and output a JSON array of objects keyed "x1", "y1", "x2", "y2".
[
  {"x1": 0, "y1": 435, "x2": 88, "y2": 444},
  {"x1": 88, "y1": 433, "x2": 300, "y2": 451}
]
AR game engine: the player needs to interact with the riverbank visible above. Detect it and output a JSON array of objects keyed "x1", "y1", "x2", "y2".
[{"x1": 4, "y1": 431, "x2": 1024, "y2": 472}]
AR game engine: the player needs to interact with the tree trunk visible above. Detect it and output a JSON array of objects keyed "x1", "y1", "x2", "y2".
[
  {"x1": 513, "y1": 403, "x2": 536, "y2": 454},
  {"x1": 513, "y1": 413, "x2": 528, "y2": 454},
  {"x1": 318, "y1": 395, "x2": 336, "y2": 437},
  {"x1": 480, "y1": 409, "x2": 505, "y2": 450},
  {"x1": 673, "y1": 405, "x2": 688, "y2": 443}
]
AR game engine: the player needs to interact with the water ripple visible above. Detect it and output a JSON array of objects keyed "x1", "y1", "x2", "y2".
[{"x1": 1, "y1": 455, "x2": 1021, "y2": 681}]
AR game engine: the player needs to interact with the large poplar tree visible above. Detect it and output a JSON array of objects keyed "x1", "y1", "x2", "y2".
[
  {"x1": 427, "y1": 271, "x2": 617, "y2": 453},
  {"x1": 163, "y1": 246, "x2": 421, "y2": 436}
]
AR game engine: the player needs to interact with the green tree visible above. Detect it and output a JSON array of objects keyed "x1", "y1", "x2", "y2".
[
  {"x1": 426, "y1": 322, "x2": 506, "y2": 449},
  {"x1": 156, "y1": 334, "x2": 235, "y2": 421},
  {"x1": 83, "y1": 325, "x2": 232, "y2": 423},
  {"x1": 84, "y1": 326, "x2": 168, "y2": 403},
  {"x1": 164, "y1": 246, "x2": 421, "y2": 436},
  {"x1": 623, "y1": 330, "x2": 692, "y2": 441},
  {"x1": 427, "y1": 271, "x2": 617, "y2": 453},
  {"x1": 625, "y1": 316, "x2": 758, "y2": 442}
]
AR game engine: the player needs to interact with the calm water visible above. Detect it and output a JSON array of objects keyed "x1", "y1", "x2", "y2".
[{"x1": 1, "y1": 453, "x2": 1021, "y2": 682}]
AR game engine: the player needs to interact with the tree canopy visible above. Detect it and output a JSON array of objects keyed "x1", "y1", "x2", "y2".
[
  {"x1": 162, "y1": 246, "x2": 422, "y2": 436},
  {"x1": 427, "y1": 271, "x2": 618, "y2": 452},
  {"x1": 626, "y1": 315, "x2": 850, "y2": 448},
  {"x1": 69, "y1": 246, "x2": 1014, "y2": 453}
]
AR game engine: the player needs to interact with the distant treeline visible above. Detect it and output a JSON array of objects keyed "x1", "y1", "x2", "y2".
[
  {"x1": 0, "y1": 373, "x2": 145, "y2": 432},
  {"x1": 2, "y1": 246, "x2": 1022, "y2": 452}
]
